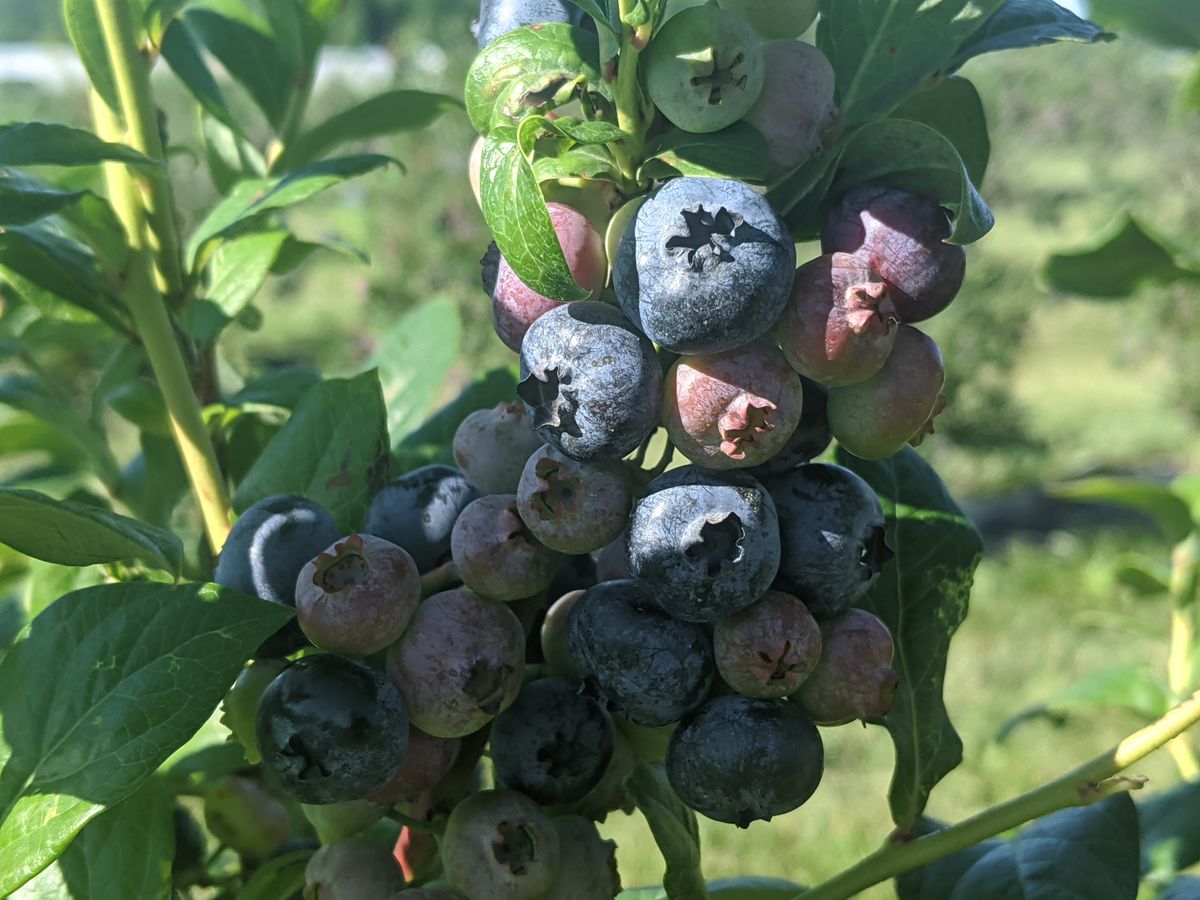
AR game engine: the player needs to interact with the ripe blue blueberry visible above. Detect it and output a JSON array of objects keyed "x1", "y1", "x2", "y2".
[
  {"x1": 255, "y1": 654, "x2": 410, "y2": 805},
  {"x1": 626, "y1": 466, "x2": 780, "y2": 623},
  {"x1": 214, "y1": 495, "x2": 340, "y2": 607},
  {"x1": 472, "y1": 0, "x2": 584, "y2": 48},
  {"x1": 763, "y1": 462, "x2": 892, "y2": 619},
  {"x1": 566, "y1": 579, "x2": 714, "y2": 727},
  {"x1": 361, "y1": 465, "x2": 481, "y2": 573},
  {"x1": 518, "y1": 301, "x2": 662, "y2": 462},
  {"x1": 666, "y1": 693, "x2": 824, "y2": 826},
  {"x1": 613, "y1": 177, "x2": 795, "y2": 354},
  {"x1": 490, "y1": 676, "x2": 614, "y2": 805}
]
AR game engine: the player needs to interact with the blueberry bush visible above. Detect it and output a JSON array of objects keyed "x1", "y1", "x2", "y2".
[{"x1": 0, "y1": 1, "x2": 1198, "y2": 898}]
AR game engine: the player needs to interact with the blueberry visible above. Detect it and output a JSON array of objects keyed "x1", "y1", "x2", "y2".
[
  {"x1": 362, "y1": 465, "x2": 482, "y2": 573},
  {"x1": 442, "y1": 789, "x2": 561, "y2": 900},
  {"x1": 593, "y1": 530, "x2": 631, "y2": 582},
  {"x1": 627, "y1": 466, "x2": 780, "y2": 623},
  {"x1": 798, "y1": 608, "x2": 899, "y2": 725},
  {"x1": 214, "y1": 495, "x2": 340, "y2": 606},
  {"x1": 303, "y1": 841, "x2": 406, "y2": 900},
  {"x1": 555, "y1": 725, "x2": 636, "y2": 821},
  {"x1": 772, "y1": 253, "x2": 899, "y2": 387},
  {"x1": 566, "y1": 579, "x2": 713, "y2": 726},
  {"x1": 763, "y1": 462, "x2": 892, "y2": 619},
  {"x1": 613, "y1": 177, "x2": 795, "y2": 354},
  {"x1": 713, "y1": 589, "x2": 822, "y2": 698},
  {"x1": 822, "y1": 184, "x2": 967, "y2": 322},
  {"x1": 743, "y1": 40, "x2": 837, "y2": 174},
  {"x1": 518, "y1": 301, "x2": 662, "y2": 462},
  {"x1": 255, "y1": 654, "x2": 409, "y2": 805},
  {"x1": 540, "y1": 589, "x2": 586, "y2": 679},
  {"x1": 491, "y1": 676, "x2": 614, "y2": 805},
  {"x1": 172, "y1": 804, "x2": 205, "y2": 884},
  {"x1": 453, "y1": 401, "x2": 545, "y2": 493},
  {"x1": 516, "y1": 445, "x2": 633, "y2": 554},
  {"x1": 745, "y1": 375, "x2": 831, "y2": 478},
  {"x1": 642, "y1": 6, "x2": 764, "y2": 133},
  {"x1": 547, "y1": 551, "x2": 598, "y2": 599},
  {"x1": 661, "y1": 340, "x2": 804, "y2": 469},
  {"x1": 220, "y1": 657, "x2": 288, "y2": 764},
  {"x1": 543, "y1": 815, "x2": 622, "y2": 899},
  {"x1": 385, "y1": 588, "x2": 525, "y2": 738},
  {"x1": 473, "y1": 0, "x2": 585, "y2": 48},
  {"x1": 203, "y1": 775, "x2": 290, "y2": 859},
  {"x1": 294, "y1": 534, "x2": 421, "y2": 657},
  {"x1": 483, "y1": 202, "x2": 607, "y2": 353},
  {"x1": 451, "y1": 494, "x2": 562, "y2": 601},
  {"x1": 666, "y1": 694, "x2": 823, "y2": 826},
  {"x1": 826, "y1": 324, "x2": 947, "y2": 459},
  {"x1": 366, "y1": 725, "x2": 462, "y2": 805}
]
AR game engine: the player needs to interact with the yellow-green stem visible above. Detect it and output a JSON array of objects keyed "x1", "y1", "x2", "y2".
[
  {"x1": 796, "y1": 690, "x2": 1200, "y2": 900},
  {"x1": 89, "y1": 94, "x2": 232, "y2": 551},
  {"x1": 611, "y1": 0, "x2": 647, "y2": 185},
  {"x1": 93, "y1": 0, "x2": 185, "y2": 299},
  {"x1": 1166, "y1": 532, "x2": 1200, "y2": 779}
]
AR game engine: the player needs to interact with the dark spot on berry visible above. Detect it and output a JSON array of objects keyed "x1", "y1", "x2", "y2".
[{"x1": 666, "y1": 205, "x2": 778, "y2": 271}]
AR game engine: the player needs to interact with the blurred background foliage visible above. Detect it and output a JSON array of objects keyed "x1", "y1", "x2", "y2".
[{"x1": 1, "y1": 0, "x2": 1199, "y2": 894}]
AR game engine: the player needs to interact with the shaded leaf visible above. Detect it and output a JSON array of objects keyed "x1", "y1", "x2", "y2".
[
  {"x1": 394, "y1": 366, "x2": 518, "y2": 472},
  {"x1": 1087, "y1": 0, "x2": 1200, "y2": 50},
  {"x1": 625, "y1": 763, "x2": 707, "y2": 900},
  {"x1": 532, "y1": 144, "x2": 621, "y2": 183},
  {"x1": 1050, "y1": 476, "x2": 1195, "y2": 543},
  {"x1": 200, "y1": 112, "x2": 266, "y2": 196},
  {"x1": 0, "y1": 124, "x2": 155, "y2": 169},
  {"x1": 640, "y1": 123, "x2": 770, "y2": 183},
  {"x1": 0, "y1": 169, "x2": 90, "y2": 227},
  {"x1": 951, "y1": 0, "x2": 1114, "y2": 70},
  {"x1": 61, "y1": 0, "x2": 118, "y2": 110},
  {"x1": 0, "y1": 487, "x2": 181, "y2": 573},
  {"x1": 184, "y1": 8, "x2": 292, "y2": 128},
  {"x1": 239, "y1": 849, "x2": 313, "y2": 900},
  {"x1": 1140, "y1": 780, "x2": 1200, "y2": 880},
  {"x1": 0, "y1": 582, "x2": 294, "y2": 895},
  {"x1": 228, "y1": 366, "x2": 321, "y2": 410},
  {"x1": 837, "y1": 446, "x2": 983, "y2": 828},
  {"x1": 232, "y1": 371, "x2": 389, "y2": 533},
  {"x1": 0, "y1": 224, "x2": 122, "y2": 328},
  {"x1": 278, "y1": 89, "x2": 461, "y2": 170},
  {"x1": 1160, "y1": 878, "x2": 1200, "y2": 900},
  {"x1": 890, "y1": 77, "x2": 989, "y2": 187},
  {"x1": 205, "y1": 229, "x2": 288, "y2": 319},
  {"x1": 897, "y1": 818, "x2": 1005, "y2": 900},
  {"x1": 1111, "y1": 555, "x2": 1171, "y2": 598},
  {"x1": 1042, "y1": 214, "x2": 1200, "y2": 299},
  {"x1": 369, "y1": 299, "x2": 462, "y2": 448},
  {"x1": 160, "y1": 19, "x2": 242, "y2": 134}
]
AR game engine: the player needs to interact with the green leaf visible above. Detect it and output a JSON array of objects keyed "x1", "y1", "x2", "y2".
[
  {"x1": 815, "y1": 0, "x2": 1005, "y2": 126},
  {"x1": 369, "y1": 299, "x2": 462, "y2": 448},
  {"x1": 1111, "y1": 556, "x2": 1171, "y2": 598},
  {"x1": 144, "y1": 0, "x2": 197, "y2": 44},
  {"x1": 205, "y1": 229, "x2": 289, "y2": 320},
  {"x1": 996, "y1": 665, "x2": 1171, "y2": 741},
  {"x1": 765, "y1": 138, "x2": 846, "y2": 239},
  {"x1": 639, "y1": 123, "x2": 770, "y2": 183},
  {"x1": 625, "y1": 763, "x2": 707, "y2": 900},
  {"x1": 480, "y1": 137, "x2": 588, "y2": 302},
  {"x1": 160, "y1": 19, "x2": 242, "y2": 134},
  {"x1": 619, "y1": 882, "x2": 803, "y2": 900},
  {"x1": 0, "y1": 581, "x2": 294, "y2": 895},
  {"x1": 200, "y1": 112, "x2": 266, "y2": 196},
  {"x1": 1087, "y1": 0, "x2": 1200, "y2": 50},
  {"x1": 890, "y1": 77, "x2": 989, "y2": 187},
  {"x1": 61, "y1": 0, "x2": 119, "y2": 111},
  {"x1": 563, "y1": 0, "x2": 614, "y2": 32},
  {"x1": 904, "y1": 795, "x2": 1140, "y2": 900},
  {"x1": 532, "y1": 145, "x2": 621, "y2": 183},
  {"x1": 278, "y1": 89, "x2": 462, "y2": 171},
  {"x1": 270, "y1": 235, "x2": 370, "y2": 274},
  {"x1": 0, "y1": 169, "x2": 91, "y2": 227},
  {"x1": 1042, "y1": 214, "x2": 1200, "y2": 299},
  {"x1": 836, "y1": 446, "x2": 983, "y2": 829},
  {"x1": 17, "y1": 777, "x2": 174, "y2": 900},
  {"x1": 1173, "y1": 475, "x2": 1200, "y2": 525},
  {"x1": 0, "y1": 224, "x2": 123, "y2": 328},
  {"x1": 951, "y1": 0, "x2": 1114, "y2": 70},
  {"x1": 238, "y1": 849, "x2": 313, "y2": 900},
  {"x1": 184, "y1": 8, "x2": 292, "y2": 129},
  {"x1": 828, "y1": 118, "x2": 993, "y2": 243},
  {"x1": 1050, "y1": 477, "x2": 1195, "y2": 543},
  {"x1": 1140, "y1": 780, "x2": 1200, "y2": 881},
  {"x1": 394, "y1": 367, "x2": 519, "y2": 471},
  {"x1": 104, "y1": 379, "x2": 170, "y2": 436},
  {"x1": 228, "y1": 366, "x2": 321, "y2": 409},
  {"x1": 0, "y1": 124, "x2": 155, "y2": 169},
  {"x1": 0, "y1": 487, "x2": 181, "y2": 573},
  {"x1": 185, "y1": 155, "x2": 395, "y2": 268},
  {"x1": 464, "y1": 23, "x2": 607, "y2": 135},
  {"x1": 57, "y1": 194, "x2": 130, "y2": 275},
  {"x1": 233, "y1": 371, "x2": 389, "y2": 533},
  {"x1": 1181, "y1": 58, "x2": 1200, "y2": 112},
  {"x1": 164, "y1": 741, "x2": 246, "y2": 790}
]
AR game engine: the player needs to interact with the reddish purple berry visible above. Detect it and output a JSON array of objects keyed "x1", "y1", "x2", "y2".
[
  {"x1": 484, "y1": 202, "x2": 607, "y2": 352},
  {"x1": 453, "y1": 402, "x2": 545, "y2": 494},
  {"x1": 798, "y1": 608, "x2": 899, "y2": 725},
  {"x1": 386, "y1": 588, "x2": 525, "y2": 738},
  {"x1": 662, "y1": 341, "x2": 804, "y2": 469},
  {"x1": 516, "y1": 445, "x2": 633, "y2": 554},
  {"x1": 304, "y1": 841, "x2": 406, "y2": 900},
  {"x1": 713, "y1": 589, "x2": 822, "y2": 698},
  {"x1": 822, "y1": 184, "x2": 966, "y2": 322},
  {"x1": 773, "y1": 253, "x2": 899, "y2": 387},
  {"x1": 366, "y1": 725, "x2": 462, "y2": 805},
  {"x1": 827, "y1": 324, "x2": 947, "y2": 459},
  {"x1": 451, "y1": 494, "x2": 561, "y2": 601},
  {"x1": 293, "y1": 534, "x2": 420, "y2": 656},
  {"x1": 743, "y1": 40, "x2": 837, "y2": 174}
]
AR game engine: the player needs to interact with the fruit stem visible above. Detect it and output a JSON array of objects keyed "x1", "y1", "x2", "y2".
[
  {"x1": 794, "y1": 689, "x2": 1200, "y2": 900},
  {"x1": 90, "y1": 2, "x2": 233, "y2": 555},
  {"x1": 92, "y1": 0, "x2": 185, "y2": 303},
  {"x1": 420, "y1": 561, "x2": 460, "y2": 598},
  {"x1": 1166, "y1": 531, "x2": 1200, "y2": 779},
  {"x1": 610, "y1": 0, "x2": 648, "y2": 185}
]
